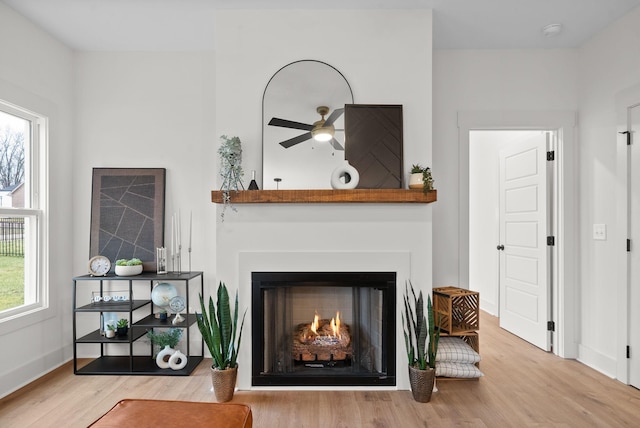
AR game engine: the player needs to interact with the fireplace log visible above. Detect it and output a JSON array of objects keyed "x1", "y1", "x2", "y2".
[{"x1": 292, "y1": 320, "x2": 353, "y2": 362}]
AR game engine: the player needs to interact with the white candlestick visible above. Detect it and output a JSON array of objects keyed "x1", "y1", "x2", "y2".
[
  {"x1": 178, "y1": 209, "x2": 181, "y2": 250},
  {"x1": 171, "y1": 215, "x2": 175, "y2": 256},
  {"x1": 189, "y1": 211, "x2": 192, "y2": 250}
]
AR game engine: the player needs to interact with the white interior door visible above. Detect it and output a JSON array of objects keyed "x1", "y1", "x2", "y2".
[
  {"x1": 629, "y1": 104, "x2": 640, "y2": 389},
  {"x1": 498, "y1": 134, "x2": 551, "y2": 351}
]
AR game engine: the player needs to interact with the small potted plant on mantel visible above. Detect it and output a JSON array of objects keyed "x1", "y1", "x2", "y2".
[
  {"x1": 403, "y1": 281, "x2": 440, "y2": 403},
  {"x1": 409, "y1": 164, "x2": 435, "y2": 193}
]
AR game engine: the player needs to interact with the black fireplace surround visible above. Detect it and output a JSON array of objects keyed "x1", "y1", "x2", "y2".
[{"x1": 252, "y1": 271, "x2": 396, "y2": 386}]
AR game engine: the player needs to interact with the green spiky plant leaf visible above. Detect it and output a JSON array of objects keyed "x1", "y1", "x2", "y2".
[
  {"x1": 402, "y1": 280, "x2": 440, "y2": 370},
  {"x1": 196, "y1": 282, "x2": 246, "y2": 370}
]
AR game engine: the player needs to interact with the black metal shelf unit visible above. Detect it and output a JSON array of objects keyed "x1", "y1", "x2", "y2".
[{"x1": 72, "y1": 271, "x2": 204, "y2": 375}]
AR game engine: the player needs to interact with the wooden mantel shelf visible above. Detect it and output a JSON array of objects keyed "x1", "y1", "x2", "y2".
[{"x1": 210, "y1": 189, "x2": 437, "y2": 204}]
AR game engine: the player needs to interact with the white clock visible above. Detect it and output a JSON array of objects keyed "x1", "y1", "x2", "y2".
[{"x1": 88, "y1": 255, "x2": 111, "y2": 276}]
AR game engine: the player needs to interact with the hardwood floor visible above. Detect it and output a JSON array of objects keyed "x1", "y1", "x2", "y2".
[{"x1": 1, "y1": 311, "x2": 640, "y2": 427}]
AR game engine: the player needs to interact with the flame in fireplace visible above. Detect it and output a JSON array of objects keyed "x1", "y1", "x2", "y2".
[
  {"x1": 332, "y1": 312, "x2": 341, "y2": 339},
  {"x1": 310, "y1": 313, "x2": 320, "y2": 334},
  {"x1": 309, "y1": 311, "x2": 342, "y2": 339}
]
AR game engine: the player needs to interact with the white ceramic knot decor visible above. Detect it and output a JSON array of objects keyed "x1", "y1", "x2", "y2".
[
  {"x1": 168, "y1": 350, "x2": 188, "y2": 370},
  {"x1": 156, "y1": 345, "x2": 175, "y2": 369},
  {"x1": 331, "y1": 160, "x2": 359, "y2": 189}
]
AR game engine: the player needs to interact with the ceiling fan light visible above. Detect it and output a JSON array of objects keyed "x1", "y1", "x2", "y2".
[{"x1": 313, "y1": 130, "x2": 333, "y2": 142}]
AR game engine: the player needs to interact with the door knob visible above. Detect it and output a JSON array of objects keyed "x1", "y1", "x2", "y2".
[{"x1": 497, "y1": 245, "x2": 505, "y2": 251}]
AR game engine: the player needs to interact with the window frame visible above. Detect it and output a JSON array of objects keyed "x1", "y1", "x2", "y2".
[{"x1": 0, "y1": 99, "x2": 48, "y2": 326}]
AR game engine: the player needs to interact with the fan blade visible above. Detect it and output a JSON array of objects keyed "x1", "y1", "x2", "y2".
[
  {"x1": 279, "y1": 132, "x2": 312, "y2": 148},
  {"x1": 269, "y1": 117, "x2": 313, "y2": 131},
  {"x1": 329, "y1": 138, "x2": 345, "y2": 151},
  {"x1": 323, "y1": 108, "x2": 344, "y2": 127}
]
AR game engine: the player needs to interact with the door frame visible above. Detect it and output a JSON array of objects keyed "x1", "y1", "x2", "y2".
[
  {"x1": 458, "y1": 110, "x2": 578, "y2": 358},
  {"x1": 615, "y1": 83, "x2": 640, "y2": 384}
]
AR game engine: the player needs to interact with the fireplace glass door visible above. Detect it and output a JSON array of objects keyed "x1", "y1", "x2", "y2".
[{"x1": 252, "y1": 272, "x2": 396, "y2": 386}]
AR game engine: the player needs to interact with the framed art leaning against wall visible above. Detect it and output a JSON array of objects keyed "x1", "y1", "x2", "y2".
[{"x1": 90, "y1": 168, "x2": 166, "y2": 273}]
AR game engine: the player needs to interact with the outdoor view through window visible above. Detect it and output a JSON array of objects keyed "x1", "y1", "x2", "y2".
[{"x1": 0, "y1": 107, "x2": 29, "y2": 314}]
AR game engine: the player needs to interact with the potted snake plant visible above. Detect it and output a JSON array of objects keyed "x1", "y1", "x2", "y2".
[
  {"x1": 402, "y1": 280, "x2": 440, "y2": 402},
  {"x1": 196, "y1": 282, "x2": 246, "y2": 402}
]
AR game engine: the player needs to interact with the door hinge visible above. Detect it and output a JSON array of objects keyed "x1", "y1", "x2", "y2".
[
  {"x1": 628, "y1": 239, "x2": 631, "y2": 252},
  {"x1": 620, "y1": 131, "x2": 631, "y2": 145},
  {"x1": 627, "y1": 345, "x2": 631, "y2": 359},
  {"x1": 547, "y1": 321, "x2": 555, "y2": 332},
  {"x1": 547, "y1": 236, "x2": 555, "y2": 246},
  {"x1": 547, "y1": 151, "x2": 555, "y2": 161}
]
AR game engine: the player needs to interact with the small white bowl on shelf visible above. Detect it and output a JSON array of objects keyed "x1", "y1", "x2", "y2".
[{"x1": 115, "y1": 264, "x2": 143, "y2": 276}]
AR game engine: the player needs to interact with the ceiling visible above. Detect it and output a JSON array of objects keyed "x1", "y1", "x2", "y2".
[{"x1": 2, "y1": 0, "x2": 640, "y2": 51}]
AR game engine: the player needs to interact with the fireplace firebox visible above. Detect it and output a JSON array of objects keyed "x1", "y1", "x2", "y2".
[{"x1": 252, "y1": 272, "x2": 396, "y2": 386}]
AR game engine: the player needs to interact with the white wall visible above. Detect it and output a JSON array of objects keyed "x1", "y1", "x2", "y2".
[
  {"x1": 433, "y1": 49, "x2": 578, "y2": 290},
  {"x1": 577, "y1": 6, "x2": 640, "y2": 378},
  {"x1": 213, "y1": 10, "x2": 433, "y2": 390},
  {"x1": 72, "y1": 52, "x2": 218, "y2": 333},
  {"x1": 434, "y1": 6, "x2": 640, "y2": 380},
  {"x1": 0, "y1": 3, "x2": 74, "y2": 398}
]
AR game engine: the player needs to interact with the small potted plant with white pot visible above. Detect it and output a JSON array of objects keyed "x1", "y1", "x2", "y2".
[
  {"x1": 409, "y1": 164, "x2": 435, "y2": 193},
  {"x1": 115, "y1": 258, "x2": 143, "y2": 276},
  {"x1": 105, "y1": 321, "x2": 116, "y2": 338}
]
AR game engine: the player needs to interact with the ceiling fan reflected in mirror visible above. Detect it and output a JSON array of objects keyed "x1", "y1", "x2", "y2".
[{"x1": 268, "y1": 105, "x2": 345, "y2": 150}]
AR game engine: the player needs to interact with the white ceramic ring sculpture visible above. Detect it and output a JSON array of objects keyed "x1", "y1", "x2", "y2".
[
  {"x1": 330, "y1": 160, "x2": 359, "y2": 189},
  {"x1": 168, "y1": 350, "x2": 188, "y2": 370},
  {"x1": 155, "y1": 345, "x2": 175, "y2": 369}
]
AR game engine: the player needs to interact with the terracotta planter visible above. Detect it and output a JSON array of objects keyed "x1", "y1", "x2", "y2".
[
  {"x1": 210, "y1": 365, "x2": 238, "y2": 402},
  {"x1": 408, "y1": 365, "x2": 436, "y2": 403}
]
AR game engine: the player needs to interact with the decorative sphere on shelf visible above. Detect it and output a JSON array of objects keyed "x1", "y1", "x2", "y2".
[{"x1": 151, "y1": 282, "x2": 178, "y2": 307}]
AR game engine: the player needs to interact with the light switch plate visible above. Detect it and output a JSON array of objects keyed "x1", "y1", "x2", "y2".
[{"x1": 593, "y1": 224, "x2": 607, "y2": 240}]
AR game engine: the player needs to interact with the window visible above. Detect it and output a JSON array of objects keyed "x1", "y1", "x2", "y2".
[{"x1": 0, "y1": 99, "x2": 47, "y2": 321}]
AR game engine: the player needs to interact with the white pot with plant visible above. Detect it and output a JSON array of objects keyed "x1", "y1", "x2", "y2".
[
  {"x1": 115, "y1": 258, "x2": 143, "y2": 276},
  {"x1": 105, "y1": 321, "x2": 116, "y2": 338},
  {"x1": 409, "y1": 164, "x2": 435, "y2": 192},
  {"x1": 409, "y1": 164, "x2": 425, "y2": 189}
]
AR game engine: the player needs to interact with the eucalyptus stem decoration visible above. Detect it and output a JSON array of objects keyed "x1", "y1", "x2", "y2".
[{"x1": 218, "y1": 135, "x2": 244, "y2": 220}]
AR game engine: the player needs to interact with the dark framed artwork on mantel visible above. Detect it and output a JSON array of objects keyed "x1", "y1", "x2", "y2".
[
  {"x1": 344, "y1": 104, "x2": 403, "y2": 189},
  {"x1": 89, "y1": 168, "x2": 166, "y2": 273}
]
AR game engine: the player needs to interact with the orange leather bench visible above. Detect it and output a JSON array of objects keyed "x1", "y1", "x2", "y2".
[{"x1": 89, "y1": 399, "x2": 252, "y2": 428}]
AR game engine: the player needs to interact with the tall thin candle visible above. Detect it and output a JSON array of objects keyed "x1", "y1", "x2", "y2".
[
  {"x1": 177, "y1": 210, "x2": 181, "y2": 250},
  {"x1": 171, "y1": 214, "x2": 175, "y2": 256}
]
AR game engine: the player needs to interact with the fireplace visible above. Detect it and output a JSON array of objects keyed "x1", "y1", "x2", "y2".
[{"x1": 251, "y1": 271, "x2": 396, "y2": 386}]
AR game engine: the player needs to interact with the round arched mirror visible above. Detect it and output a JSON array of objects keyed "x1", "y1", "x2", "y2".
[{"x1": 262, "y1": 60, "x2": 354, "y2": 190}]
